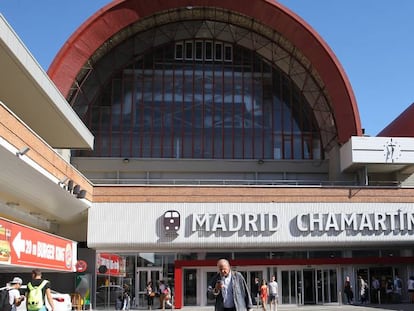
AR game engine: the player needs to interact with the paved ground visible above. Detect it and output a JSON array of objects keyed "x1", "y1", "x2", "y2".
[
  {"x1": 93, "y1": 303, "x2": 412, "y2": 311},
  {"x1": 176, "y1": 304, "x2": 412, "y2": 311}
]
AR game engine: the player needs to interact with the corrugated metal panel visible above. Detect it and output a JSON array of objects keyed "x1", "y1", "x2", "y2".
[{"x1": 88, "y1": 202, "x2": 414, "y2": 251}]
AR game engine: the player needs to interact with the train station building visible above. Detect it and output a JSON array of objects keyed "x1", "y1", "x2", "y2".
[{"x1": 1, "y1": 0, "x2": 414, "y2": 308}]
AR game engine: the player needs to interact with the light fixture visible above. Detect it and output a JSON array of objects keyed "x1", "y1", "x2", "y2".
[
  {"x1": 257, "y1": 159, "x2": 264, "y2": 165},
  {"x1": 61, "y1": 180, "x2": 86, "y2": 200},
  {"x1": 58, "y1": 177, "x2": 69, "y2": 186},
  {"x1": 123, "y1": 158, "x2": 130, "y2": 163},
  {"x1": 77, "y1": 190, "x2": 87, "y2": 199},
  {"x1": 16, "y1": 146, "x2": 30, "y2": 156},
  {"x1": 73, "y1": 184, "x2": 81, "y2": 195},
  {"x1": 67, "y1": 180, "x2": 74, "y2": 192}
]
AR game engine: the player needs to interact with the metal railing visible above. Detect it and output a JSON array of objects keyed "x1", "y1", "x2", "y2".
[{"x1": 89, "y1": 178, "x2": 403, "y2": 187}]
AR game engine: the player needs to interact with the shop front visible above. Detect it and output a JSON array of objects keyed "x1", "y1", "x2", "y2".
[
  {"x1": 92, "y1": 252, "x2": 412, "y2": 309},
  {"x1": 89, "y1": 202, "x2": 414, "y2": 308}
]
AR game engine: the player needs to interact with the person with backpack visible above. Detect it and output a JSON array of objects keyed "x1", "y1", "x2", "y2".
[
  {"x1": 0, "y1": 285, "x2": 12, "y2": 311},
  {"x1": 8, "y1": 277, "x2": 25, "y2": 311},
  {"x1": 1, "y1": 276, "x2": 24, "y2": 311},
  {"x1": 26, "y1": 269, "x2": 54, "y2": 311}
]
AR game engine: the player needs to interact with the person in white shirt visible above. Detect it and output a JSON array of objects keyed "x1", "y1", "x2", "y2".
[
  {"x1": 163, "y1": 285, "x2": 173, "y2": 309},
  {"x1": 408, "y1": 276, "x2": 414, "y2": 303},
  {"x1": 358, "y1": 276, "x2": 368, "y2": 304},
  {"x1": 393, "y1": 275, "x2": 402, "y2": 302},
  {"x1": 267, "y1": 276, "x2": 278, "y2": 311},
  {"x1": 371, "y1": 276, "x2": 380, "y2": 304},
  {"x1": 8, "y1": 277, "x2": 25, "y2": 311}
]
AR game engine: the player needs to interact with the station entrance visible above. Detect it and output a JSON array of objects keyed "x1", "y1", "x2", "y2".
[{"x1": 280, "y1": 268, "x2": 338, "y2": 305}]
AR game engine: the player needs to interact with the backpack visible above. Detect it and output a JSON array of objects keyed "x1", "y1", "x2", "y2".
[
  {"x1": 397, "y1": 279, "x2": 402, "y2": 289},
  {"x1": 27, "y1": 280, "x2": 48, "y2": 311},
  {"x1": 0, "y1": 288, "x2": 12, "y2": 311}
]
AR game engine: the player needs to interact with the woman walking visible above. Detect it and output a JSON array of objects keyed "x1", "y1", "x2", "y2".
[
  {"x1": 260, "y1": 279, "x2": 268, "y2": 311},
  {"x1": 344, "y1": 276, "x2": 354, "y2": 304},
  {"x1": 146, "y1": 281, "x2": 155, "y2": 309}
]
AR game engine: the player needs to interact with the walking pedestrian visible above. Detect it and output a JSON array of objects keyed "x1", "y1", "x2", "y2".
[
  {"x1": 259, "y1": 280, "x2": 268, "y2": 311},
  {"x1": 267, "y1": 276, "x2": 278, "y2": 311},
  {"x1": 344, "y1": 276, "x2": 353, "y2": 304},
  {"x1": 7, "y1": 277, "x2": 25, "y2": 311},
  {"x1": 207, "y1": 258, "x2": 253, "y2": 311}
]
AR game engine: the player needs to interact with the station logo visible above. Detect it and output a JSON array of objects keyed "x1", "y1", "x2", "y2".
[{"x1": 163, "y1": 210, "x2": 181, "y2": 235}]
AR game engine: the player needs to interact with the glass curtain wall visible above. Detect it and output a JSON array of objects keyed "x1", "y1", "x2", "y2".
[{"x1": 75, "y1": 40, "x2": 322, "y2": 160}]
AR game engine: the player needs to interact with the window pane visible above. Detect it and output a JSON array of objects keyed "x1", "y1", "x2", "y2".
[
  {"x1": 224, "y1": 44, "x2": 232, "y2": 61},
  {"x1": 215, "y1": 42, "x2": 222, "y2": 60},
  {"x1": 195, "y1": 41, "x2": 203, "y2": 60},
  {"x1": 185, "y1": 41, "x2": 193, "y2": 60},
  {"x1": 205, "y1": 41, "x2": 213, "y2": 60},
  {"x1": 77, "y1": 41, "x2": 322, "y2": 160},
  {"x1": 175, "y1": 42, "x2": 183, "y2": 59}
]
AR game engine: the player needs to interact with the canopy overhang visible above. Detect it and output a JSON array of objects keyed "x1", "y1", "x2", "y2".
[{"x1": 0, "y1": 15, "x2": 94, "y2": 149}]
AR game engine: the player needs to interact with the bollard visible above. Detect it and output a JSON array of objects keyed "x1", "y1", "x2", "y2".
[{"x1": 378, "y1": 289, "x2": 381, "y2": 305}]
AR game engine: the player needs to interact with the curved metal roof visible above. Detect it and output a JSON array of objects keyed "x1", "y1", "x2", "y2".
[{"x1": 48, "y1": 0, "x2": 362, "y2": 145}]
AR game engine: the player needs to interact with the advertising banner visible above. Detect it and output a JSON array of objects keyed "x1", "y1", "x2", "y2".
[
  {"x1": 0, "y1": 217, "x2": 77, "y2": 271},
  {"x1": 96, "y1": 253, "x2": 126, "y2": 277}
]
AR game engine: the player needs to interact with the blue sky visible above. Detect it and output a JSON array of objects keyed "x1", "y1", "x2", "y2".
[{"x1": 1, "y1": 0, "x2": 413, "y2": 136}]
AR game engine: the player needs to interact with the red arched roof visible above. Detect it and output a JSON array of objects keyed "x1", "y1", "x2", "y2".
[{"x1": 48, "y1": 0, "x2": 362, "y2": 144}]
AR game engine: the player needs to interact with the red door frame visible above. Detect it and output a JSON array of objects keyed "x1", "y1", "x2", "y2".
[{"x1": 173, "y1": 257, "x2": 414, "y2": 309}]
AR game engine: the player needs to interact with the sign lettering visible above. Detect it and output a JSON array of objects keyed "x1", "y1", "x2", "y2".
[
  {"x1": 296, "y1": 212, "x2": 414, "y2": 233},
  {"x1": 192, "y1": 213, "x2": 279, "y2": 232},
  {"x1": 0, "y1": 218, "x2": 76, "y2": 271}
]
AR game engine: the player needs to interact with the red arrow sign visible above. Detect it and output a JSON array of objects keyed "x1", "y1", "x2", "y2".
[{"x1": 0, "y1": 218, "x2": 77, "y2": 271}]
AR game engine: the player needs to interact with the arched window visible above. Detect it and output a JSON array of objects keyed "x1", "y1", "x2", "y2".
[{"x1": 73, "y1": 40, "x2": 322, "y2": 160}]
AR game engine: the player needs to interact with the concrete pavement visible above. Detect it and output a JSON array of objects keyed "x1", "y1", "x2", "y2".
[
  {"x1": 96, "y1": 303, "x2": 412, "y2": 311},
  {"x1": 177, "y1": 304, "x2": 412, "y2": 311}
]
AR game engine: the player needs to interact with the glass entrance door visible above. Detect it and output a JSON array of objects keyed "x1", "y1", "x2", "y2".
[
  {"x1": 238, "y1": 270, "x2": 265, "y2": 307},
  {"x1": 183, "y1": 269, "x2": 197, "y2": 306},
  {"x1": 135, "y1": 268, "x2": 163, "y2": 308},
  {"x1": 282, "y1": 268, "x2": 338, "y2": 305},
  {"x1": 303, "y1": 269, "x2": 316, "y2": 304},
  {"x1": 304, "y1": 269, "x2": 338, "y2": 304},
  {"x1": 281, "y1": 270, "x2": 302, "y2": 304}
]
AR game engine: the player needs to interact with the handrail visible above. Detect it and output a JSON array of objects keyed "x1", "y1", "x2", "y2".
[{"x1": 89, "y1": 178, "x2": 402, "y2": 187}]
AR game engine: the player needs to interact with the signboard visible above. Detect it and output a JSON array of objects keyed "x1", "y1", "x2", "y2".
[
  {"x1": 0, "y1": 218, "x2": 77, "y2": 271},
  {"x1": 88, "y1": 202, "x2": 414, "y2": 249},
  {"x1": 96, "y1": 253, "x2": 126, "y2": 277}
]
